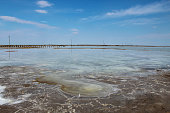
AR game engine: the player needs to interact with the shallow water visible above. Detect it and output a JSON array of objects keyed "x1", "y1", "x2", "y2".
[{"x1": 0, "y1": 46, "x2": 170, "y2": 97}]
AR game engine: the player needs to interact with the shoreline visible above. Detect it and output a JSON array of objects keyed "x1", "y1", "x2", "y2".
[{"x1": 0, "y1": 65, "x2": 170, "y2": 113}]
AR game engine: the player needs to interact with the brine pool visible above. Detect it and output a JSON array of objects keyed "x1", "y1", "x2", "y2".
[{"x1": 0, "y1": 46, "x2": 170, "y2": 112}]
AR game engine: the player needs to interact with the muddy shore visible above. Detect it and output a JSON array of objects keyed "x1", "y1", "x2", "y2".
[{"x1": 0, "y1": 66, "x2": 170, "y2": 113}]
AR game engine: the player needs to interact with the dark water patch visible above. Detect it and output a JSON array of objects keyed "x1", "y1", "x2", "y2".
[
  {"x1": 22, "y1": 84, "x2": 31, "y2": 87},
  {"x1": 35, "y1": 76, "x2": 58, "y2": 85},
  {"x1": 5, "y1": 51, "x2": 17, "y2": 52},
  {"x1": 142, "y1": 67, "x2": 156, "y2": 71},
  {"x1": 141, "y1": 66, "x2": 170, "y2": 72}
]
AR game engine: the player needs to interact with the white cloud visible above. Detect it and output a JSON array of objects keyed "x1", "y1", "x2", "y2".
[
  {"x1": 71, "y1": 29, "x2": 79, "y2": 32},
  {"x1": 72, "y1": 32, "x2": 79, "y2": 34},
  {"x1": 82, "y1": 1, "x2": 170, "y2": 21},
  {"x1": 35, "y1": 10, "x2": 48, "y2": 14},
  {"x1": 40, "y1": 21, "x2": 47, "y2": 23},
  {"x1": 36, "y1": 0, "x2": 52, "y2": 8},
  {"x1": 105, "y1": 1, "x2": 170, "y2": 17},
  {"x1": 0, "y1": 16, "x2": 57, "y2": 29},
  {"x1": 71, "y1": 28, "x2": 79, "y2": 34},
  {"x1": 54, "y1": 8, "x2": 84, "y2": 13},
  {"x1": 112, "y1": 18, "x2": 160, "y2": 26}
]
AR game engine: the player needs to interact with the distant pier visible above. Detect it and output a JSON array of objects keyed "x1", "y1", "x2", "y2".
[
  {"x1": 0, "y1": 45, "x2": 170, "y2": 49},
  {"x1": 0, "y1": 45, "x2": 66, "y2": 48}
]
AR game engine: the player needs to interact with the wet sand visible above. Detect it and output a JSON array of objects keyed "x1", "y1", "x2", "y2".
[{"x1": 0, "y1": 66, "x2": 170, "y2": 113}]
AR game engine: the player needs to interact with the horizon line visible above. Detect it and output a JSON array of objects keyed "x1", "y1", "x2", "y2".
[{"x1": 0, "y1": 44, "x2": 170, "y2": 47}]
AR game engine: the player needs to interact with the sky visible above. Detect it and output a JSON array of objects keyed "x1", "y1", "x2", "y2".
[{"x1": 0, "y1": 0, "x2": 170, "y2": 45}]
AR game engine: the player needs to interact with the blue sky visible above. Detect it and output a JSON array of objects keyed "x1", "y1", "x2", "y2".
[{"x1": 0, "y1": 0, "x2": 170, "y2": 45}]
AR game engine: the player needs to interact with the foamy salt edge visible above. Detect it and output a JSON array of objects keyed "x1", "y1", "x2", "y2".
[{"x1": 0, "y1": 85, "x2": 31, "y2": 105}]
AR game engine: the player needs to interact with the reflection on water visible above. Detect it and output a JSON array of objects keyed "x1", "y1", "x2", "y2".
[{"x1": 0, "y1": 46, "x2": 170, "y2": 97}]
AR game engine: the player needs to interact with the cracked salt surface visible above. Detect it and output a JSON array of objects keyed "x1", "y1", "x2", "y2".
[{"x1": 0, "y1": 85, "x2": 31, "y2": 105}]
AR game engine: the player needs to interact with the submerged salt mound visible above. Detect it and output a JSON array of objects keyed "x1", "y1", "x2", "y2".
[
  {"x1": 60, "y1": 79, "x2": 118, "y2": 97},
  {"x1": 36, "y1": 75, "x2": 119, "y2": 97}
]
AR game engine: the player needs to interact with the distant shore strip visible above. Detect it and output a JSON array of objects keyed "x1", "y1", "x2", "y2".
[{"x1": 0, "y1": 45, "x2": 170, "y2": 49}]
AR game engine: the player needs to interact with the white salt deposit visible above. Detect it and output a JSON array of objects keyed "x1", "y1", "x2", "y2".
[
  {"x1": 0, "y1": 85, "x2": 31, "y2": 105},
  {"x1": 0, "y1": 86, "x2": 12, "y2": 105}
]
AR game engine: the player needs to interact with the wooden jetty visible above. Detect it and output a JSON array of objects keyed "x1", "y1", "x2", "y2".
[
  {"x1": 0, "y1": 45, "x2": 66, "y2": 48},
  {"x1": 0, "y1": 45, "x2": 170, "y2": 49}
]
